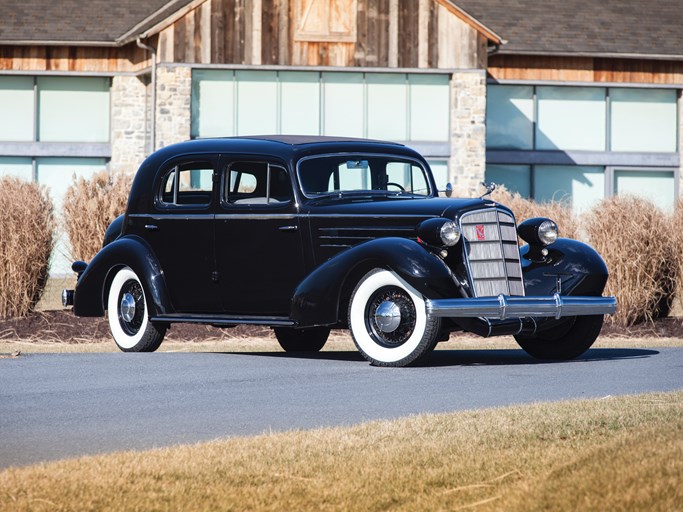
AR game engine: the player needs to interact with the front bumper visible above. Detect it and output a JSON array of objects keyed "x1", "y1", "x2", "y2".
[{"x1": 425, "y1": 293, "x2": 617, "y2": 320}]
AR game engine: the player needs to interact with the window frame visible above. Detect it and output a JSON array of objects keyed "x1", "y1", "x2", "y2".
[
  {"x1": 220, "y1": 160, "x2": 294, "y2": 208},
  {"x1": 155, "y1": 159, "x2": 216, "y2": 211}
]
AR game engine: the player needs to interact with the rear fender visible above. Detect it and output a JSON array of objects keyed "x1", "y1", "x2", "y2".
[
  {"x1": 291, "y1": 237, "x2": 462, "y2": 327},
  {"x1": 72, "y1": 236, "x2": 172, "y2": 317}
]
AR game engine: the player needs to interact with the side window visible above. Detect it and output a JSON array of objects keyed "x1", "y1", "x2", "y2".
[
  {"x1": 385, "y1": 162, "x2": 429, "y2": 194},
  {"x1": 160, "y1": 162, "x2": 214, "y2": 207},
  {"x1": 224, "y1": 162, "x2": 292, "y2": 205}
]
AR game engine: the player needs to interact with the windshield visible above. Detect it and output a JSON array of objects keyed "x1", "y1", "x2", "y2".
[{"x1": 298, "y1": 154, "x2": 432, "y2": 198}]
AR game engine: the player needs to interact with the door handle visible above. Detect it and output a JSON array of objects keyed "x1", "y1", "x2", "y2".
[
  {"x1": 145, "y1": 224, "x2": 159, "y2": 231},
  {"x1": 278, "y1": 225, "x2": 298, "y2": 232}
]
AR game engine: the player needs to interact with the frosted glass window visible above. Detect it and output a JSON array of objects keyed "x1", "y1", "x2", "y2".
[
  {"x1": 280, "y1": 72, "x2": 320, "y2": 135},
  {"x1": 367, "y1": 74, "x2": 407, "y2": 140},
  {"x1": 428, "y1": 160, "x2": 449, "y2": 194},
  {"x1": 37, "y1": 77, "x2": 110, "y2": 142},
  {"x1": 322, "y1": 72, "x2": 364, "y2": 137},
  {"x1": 192, "y1": 70, "x2": 235, "y2": 138},
  {"x1": 0, "y1": 76, "x2": 34, "y2": 141},
  {"x1": 536, "y1": 87, "x2": 606, "y2": 151},
  {"x1": 485, "y1": 164, "x2": 531, "y2": 197},
  {"x1": 486, "y1": 85, "x2": 533, "y2": 150},
  {"x1": 614, "y1": 169, "x2": 675, "y2": 213},
  {"x1": 610, "y1": 89, "x2": 677, "y2": 152},
  {"x1": 0, "y1": 157, "x2": 33, "y2": 180},
  {"x1": 410, "y1": 75, "x2": 449, "y2": 141},
  {"x1": 534, "y1": 165, "x2": 604, "y2": 214},
  {"x1": 236, "y1": 71, "x2": 277, "y2": 135}
]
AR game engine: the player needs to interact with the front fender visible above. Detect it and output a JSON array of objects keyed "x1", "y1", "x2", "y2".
[
  {"x1": 521, "y1": 238, "x2": 609, "y2": 297},
  {"x1": 291, "y1": 237, "x2": 462, "y2": 327},
  {"x1": 72, "y1": 236, "x2": 172, "y2": 317}
]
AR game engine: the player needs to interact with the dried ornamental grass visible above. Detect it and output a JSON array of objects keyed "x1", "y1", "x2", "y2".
[
  {"x1": 0, "y1": 177, "x2": 55, "y2": 319},
  {"x1": 63, "y1": 171, "x2": 132, "y2": 263},
  {"x1": 490, "y1": 186, "x2": 580, "y2": 241},
  {"x1": 673, "y1": 198, "x2": 683, "y2": 314},
  {"x1": 584, "y1": 196, "x2": 678, "y2": 326}
]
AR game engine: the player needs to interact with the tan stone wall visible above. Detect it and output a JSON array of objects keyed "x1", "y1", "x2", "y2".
[
  {"x1": 448, "y1": 70, "x2": 487, "y2": 196},
  {"x1": 110, "y1": 75, "x2": 149, "y2": 173},
  {"x1": 155, "y1": 65, "x2": 192, "y2": 150}
]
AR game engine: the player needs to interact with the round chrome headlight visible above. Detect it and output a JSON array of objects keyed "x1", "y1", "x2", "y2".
[
  {"x1": 439, "y1": 221, "x2": 461, "y2": 247},
  {"x1": 538, "y1": 220, "x2": 559, "y2": 246}
]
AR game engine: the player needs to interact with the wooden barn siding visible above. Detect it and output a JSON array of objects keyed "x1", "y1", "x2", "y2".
[
  {"x1": 488, "y1": 55, "x2": 683, "y2": 85},
  {"x1": 162, "y1": 0, "x2": 481, "y2": 68},
  {"x1": 0, "y1": 44, "x2": 147, "y2": 73}
]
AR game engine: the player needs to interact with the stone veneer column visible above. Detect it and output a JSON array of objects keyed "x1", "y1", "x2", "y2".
[
  {"x1": 448, "y1": 70, "x2": 487, "y2": 195},
  {"x1": 110, "y1": 75, "x2": 150, "y2": 173},
  {"x1": 155, "y1": 65, "x2": 192, "y2": 150}
]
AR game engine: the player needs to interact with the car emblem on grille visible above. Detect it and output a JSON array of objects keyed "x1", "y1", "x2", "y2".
[{"x1": 476, "y1": 224, "x2": 486, "y2": 241}]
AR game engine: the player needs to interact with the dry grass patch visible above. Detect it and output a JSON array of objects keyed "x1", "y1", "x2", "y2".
[
  {"x1": 1, "y1": 391, "x2": 681, "y2": 511},
  {"x1": 63, "y1": 171, "x2": 132, "y2": 263},
  {"x1": 0, "y1": 177, "x2": 54, "y2": 319},
  {"x1": 584, "y1": 196, "x2": 678, "y2": 326}
]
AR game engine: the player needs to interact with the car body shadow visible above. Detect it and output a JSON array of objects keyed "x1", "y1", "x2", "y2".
[{"x1": 215, "y1": 347, "x2": 660, "y2": 367}]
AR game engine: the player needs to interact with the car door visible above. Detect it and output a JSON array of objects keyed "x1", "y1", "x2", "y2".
[
  {"x1": 126, "y1": 156, "x2": 219, "y2": 313},
  {"x1": 214, "y1": 158, "x2": 306, "y2": 316}
]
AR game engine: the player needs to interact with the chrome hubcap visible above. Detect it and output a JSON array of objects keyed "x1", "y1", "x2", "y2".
[
  {"x1": 374, "y1": 300, "x2": 402, "y2": 333},
  {"x1": 120, "y1": 293, "x2": 136, "y2": 323}
]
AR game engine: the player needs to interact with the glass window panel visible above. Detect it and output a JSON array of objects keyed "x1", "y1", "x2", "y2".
[
  {"x1": 614, "y1": 169, "x2": 675, "y2": 213},
  {"x1": 236, "y1": 71, "x2": 277, "y2": 135},
  {"x1": 37, "y1": 77, "x2": 110, "y2": 142},
  {"x1": 385, "y1": 162, "x2": 429, "y2": 194},
  {"x1": 428, "y1": 160, "x2": 449, "y2": 194},
  {"x1": 322, "y1": 72, "x2": 364, "y2": 137},
  {"x1": 534, "y1": 165, "x2": 604, "y2": 214},
  {"x1": 0, "y1": 76, "x2": 34, "y2": 141},
  {"x1": 280, "y1": 71, "x2": 320, "y2": 135},
  {"x1": 536, "y1": 87, "x2": 606, "y2": 151},
  {"x1": 0, "y1": 157, "x2": 33, "y2": 180},
  {"x1": 367, "y1": 73, "x2": 407, "y2": 140},
  {"x1": 610, "y1": 88, "x2": 677, "y2": 152},
  {"x1": 191, "y1": 70, "x2": 235, "y2": 138},
  {"x1": 486, "y1": 85, "x2": 533, "y2": 150},
  {"x1": 485, "y1": 164, "x2": 531, "y2": 197},
  {"x1": 410, "y1": 74, "x2": 449, "y2": 142}
]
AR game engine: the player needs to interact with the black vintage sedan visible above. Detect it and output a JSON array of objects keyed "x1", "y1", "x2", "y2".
[{"x1": 63, "y1": 136, "x2": 616, "y2": 366}]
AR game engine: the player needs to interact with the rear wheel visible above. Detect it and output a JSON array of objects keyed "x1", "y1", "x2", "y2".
[
  {"x1": 107, "y1": 267, "x2": 166, "y2": 352},
  {"x1": 274, "y1": 326, "x2": 330, "y2": 352},
  {"x1": 514, "y1": 315, "x2": 604, "y2": 360},
  {"x1": 348, "y1": 268, "x2": 440, "y2": 367}
]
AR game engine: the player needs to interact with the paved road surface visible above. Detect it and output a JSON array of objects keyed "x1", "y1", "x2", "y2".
[{"x1": 1, "y1": 346, "x2": 681, "y2": 469}]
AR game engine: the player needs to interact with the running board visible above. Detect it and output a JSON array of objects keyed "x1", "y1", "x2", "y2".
[{"x1": 149, "y1": 314, "x2": 295, "y2": 327}]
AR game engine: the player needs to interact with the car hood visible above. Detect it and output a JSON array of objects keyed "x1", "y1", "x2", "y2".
[{"x1": 303, "y1": 196, "x2": 506, "y2": 219}]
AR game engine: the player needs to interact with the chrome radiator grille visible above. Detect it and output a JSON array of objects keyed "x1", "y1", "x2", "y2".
[{"x1": 459, "y1": 209, "x2": 525, "y2": 297}]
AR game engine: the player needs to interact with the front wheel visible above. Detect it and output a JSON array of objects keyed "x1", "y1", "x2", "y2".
[
  {"x1": 514, "y1": 315, "x2": 604, "y2": 360},
  {"x1": 107, "y1": 267, "x2": 166, "y2": 352},
  {"x1": 348, "y1": 268, "x2": 441, "y2": 367},
  {"x1": 274, "y1": 326, "x2": 330, "y2": 352}
]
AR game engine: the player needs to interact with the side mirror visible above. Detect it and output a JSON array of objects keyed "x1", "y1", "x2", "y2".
[{"x1": 445, "y1": 183, "x2": 453, "y2": 198}]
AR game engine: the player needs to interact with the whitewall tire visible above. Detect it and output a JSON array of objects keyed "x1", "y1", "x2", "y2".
[
  {"x1": 348, "y1": 268, "x2": 440, "y2": 367},
  {"x1": 107, "y1": 266, "x2": 166, "y2": 352}
]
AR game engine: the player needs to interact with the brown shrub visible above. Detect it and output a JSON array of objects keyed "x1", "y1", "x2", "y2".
[
  {"x1": 584, "y1": 196, "x2": 678, "y2": 326},
  {"x1": 672, "y1": 199, "x2": 683, "y2": 315},
  {"x1": 63, "y1": 171, "x2": 133, "y2": 263},
  {"x1": 490, "y1": 186, "x2": 580, "y2": 241},
  {"x1": 0, "y1": 177, "x2": 55, "y2": 318}
]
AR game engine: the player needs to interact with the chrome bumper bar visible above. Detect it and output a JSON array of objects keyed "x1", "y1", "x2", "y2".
[{"x1": 425, "y1": 294, "x2": 617, "y2": 320}]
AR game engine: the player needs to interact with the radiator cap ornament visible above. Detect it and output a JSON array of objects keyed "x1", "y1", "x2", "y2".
[{"x1": 479, "y1": 181, "x2": 496, "y2": 199}]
